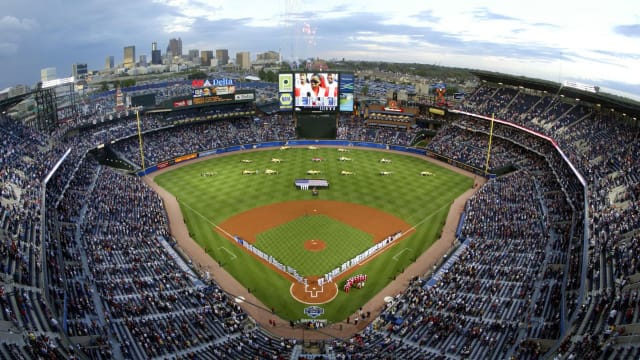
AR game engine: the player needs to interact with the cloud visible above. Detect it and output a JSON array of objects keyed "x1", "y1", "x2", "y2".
[
  {"x1": 0, "y1": 16, "x2": 38, "y2": 58},
  {"x1": 411, "y1": 10, "x2": 440, "y2": 23},
  {"x1": 162, "y1": 16, "x2": 197, "y2": 33},
  {"x1": 614, "y1": 24, "x2": 640, "y2": 38},
  {"x1": 0, "y1": 42, "x2": 18, "y2": 56},
  {"x1": 531, "y1": 22, "x2": 560, "y2": 29},
  {"x1": 0, "y1": 15, "x2": 38, "y2": 32},
  {"x1": 471, "y1": 7, "x2": 519, "y2": 21}
]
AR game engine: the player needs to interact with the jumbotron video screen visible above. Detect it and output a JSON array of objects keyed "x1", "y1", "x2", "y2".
[{"x1": 278, "y1": 71, "x2": 354, "y2": 113}]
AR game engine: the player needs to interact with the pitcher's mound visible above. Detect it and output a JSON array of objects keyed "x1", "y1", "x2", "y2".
[{"x1": 304, "y1": 239, "x2": 326, "y2": 252}]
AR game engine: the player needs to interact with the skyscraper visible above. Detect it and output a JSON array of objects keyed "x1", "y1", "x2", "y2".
[
  {"x1": 200, "y1": 51, "x2": 213, "y2": 67},
  {"x1": 235, "y1": 51, "x2": 251, "y2": 70},
  {"x1": 216, "y1": 49, "x2": 229, "y2": 66},
  {"x1": 188, "y1": 49, "x2": 200, "y2": 64},
  {"x1": 123, "y1": 46, "x2": 135, "y2": 69},
  {"x1": 167, "y1": 38, "x2": 182, "y2": 58},
  {"x1": 151, "y1": 41, "x2": 162, "y2": 65},
  {"x1": 72, "y1": 63, "x2": 88, "y2": 79},
  {"x1": 40, "y1": 67, "x2": 56, "y2": 82},
  {"x1": 105, "y1": 56, "x2": 114, "y2": 69}
]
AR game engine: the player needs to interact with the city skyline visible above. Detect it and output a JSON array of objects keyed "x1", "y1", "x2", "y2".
[{"x1": 0, "y1": 0, "x2": 639, "y2": 100}]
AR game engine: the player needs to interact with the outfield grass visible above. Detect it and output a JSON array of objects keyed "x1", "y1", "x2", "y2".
[{"x1": 154, "y1": 147, "x2": 473, "y2": 322}]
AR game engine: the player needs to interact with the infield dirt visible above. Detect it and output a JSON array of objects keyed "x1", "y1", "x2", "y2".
[{"x1": 217, "y1": 199, "x2": 412, "y2": 304}]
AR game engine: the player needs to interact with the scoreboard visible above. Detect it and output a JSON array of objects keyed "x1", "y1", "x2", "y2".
[
  {"x1": 279, "y1": 71, "x2": 354, "y2": 113},
  {"x1": 171, "y1": 78, "x2": 255, "y2": 109}
]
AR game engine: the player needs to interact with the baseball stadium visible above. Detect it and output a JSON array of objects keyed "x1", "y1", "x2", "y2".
[{"x1": 1, "y1": 41, "x2": 640, "y2": 360}]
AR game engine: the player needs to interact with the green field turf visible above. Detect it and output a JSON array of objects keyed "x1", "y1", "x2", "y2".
[
  {"x1": 154, "y1": 147, "x2": 473, "y2": 323},
  {"x1": 256, "y1": 215, "x2": 373, "y2": 276}
]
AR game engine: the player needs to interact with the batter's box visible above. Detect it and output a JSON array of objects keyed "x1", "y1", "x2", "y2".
[{"x1": 305, "y1": 283, "x2": 324, "y2": 298}]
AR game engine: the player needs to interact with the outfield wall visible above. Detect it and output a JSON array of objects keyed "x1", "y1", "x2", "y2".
[{"x1": 135, "y1": 140, "x2": 493, "y2": 177}]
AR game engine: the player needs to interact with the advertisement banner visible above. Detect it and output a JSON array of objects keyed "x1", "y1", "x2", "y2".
[
  {"x1": 279, "y1": 92, "x2": 293, "y2": 111},
  {"x1": 193, "y1": 94, "x2": 234, "y2": 105},
  {"x1": 279, "y1": 73, "x2": 293, "y2": 92},
  {"x1": 191, "y1": 78, "x2": 234, "y2": 88},
  {"x1": 215, "y1": 86, "x2": 234, "y2": 95},
  {"x1": 174, "y1": 153, "x2": 197, "y2": 163},
  {"x1": 235, "y1": 93, "x2": 254, "y2": 101},
  {"x1": 173, "y1": 99, "x2": 192, "y2": 108}
]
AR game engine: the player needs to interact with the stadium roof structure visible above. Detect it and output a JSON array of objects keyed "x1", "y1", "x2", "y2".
[
  {"x1": 257, "y1": 101, "x2": 279, "y2": 115},
  {"x1": 0, "y1": 91, "x2": 33, "y2": 111},
  {"x1": 471, "y1": 69, "x2": 640, "y2": 120}
]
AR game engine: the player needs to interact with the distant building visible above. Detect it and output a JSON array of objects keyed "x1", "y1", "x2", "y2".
[
  {"x1": 152, "y1": 49, "x2": 162, "y2": 65},
  {"x1": 72, "y1": 63, "x2": 88, "y2": 79},
  {"x1": 256, "y1": 50, "x2": 280, "y2": 62},
  {"x1": 253, "y1": 50, "x2": 280, "y2": 71},
  {"x1": 188, "y1": 49, "x2": 200, "y2": 64},
  {"x1": 152, "y1": 42, "x2": 162, "y2": 65},
  {"x1": 40, "y1": 67, "x2": 56, "y2": 82},
  {"x1": 307, "y1": 59, "x2": 328, "y2": 71},
  {"x1": 105, "y1": 56, "x2": 115, "y2": 69},
  {"x1": 139, "y1": 55, "x2": 147, "y2": 67},
  {"x1": 8, "y1": 84, "x2": 29, "y2": 98},
  {"x1": 189, "y1": 49, "x2": 200, "y2": 61},
  {"x1": 201, "y1": 51, "x2": 213, "y2": 66},
  {"x1": 236, "y1": 51, "x2": 251, "y2": 70},
  {"x1": 216, "y1": 49, "x2": 229, "y2": 66},
  {"x1": 123, "y1": 46, "x2": 136, "y2": 69},
  {"x1": 167, "y1": 38, "x2": 182, "y2": 58}
]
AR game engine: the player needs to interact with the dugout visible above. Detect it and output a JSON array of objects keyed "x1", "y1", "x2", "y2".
[{"x1": 295, "y1": 112, "x2": 337, "y2": 139}]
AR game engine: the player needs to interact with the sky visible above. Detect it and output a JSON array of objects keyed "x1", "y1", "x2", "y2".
[{"x1": 1, "y1": 0, "x2": 639, "y2": 100}]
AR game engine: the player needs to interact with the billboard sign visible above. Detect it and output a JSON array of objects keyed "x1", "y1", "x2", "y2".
[
  {"x1": 191, "y1": 78, "x2": 234, "y2": 88},
  {"x1": 279, "y1": 92, "x2": 293, "y2": 111},
  {"x1": 173, "y1": 99, "x2": 193, "y2": 108},
  {"x1": 193, "y1": 85, "x2": 236, "y2": 97},
  {"x1": 339, "y1": 73, "x2": 354, "y2": 112},
  {"x1": 279, "y1": 73, "x2": 293, "y2": 92}
]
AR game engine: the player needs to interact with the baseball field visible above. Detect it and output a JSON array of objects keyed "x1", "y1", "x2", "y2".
[{"x1": 153, "y1": 147, "x2": 473, "y2": 323}]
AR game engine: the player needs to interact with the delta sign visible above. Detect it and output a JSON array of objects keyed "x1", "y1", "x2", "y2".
[{"x1": 191, "y1": 78, "x2": 234, "y2": 88}]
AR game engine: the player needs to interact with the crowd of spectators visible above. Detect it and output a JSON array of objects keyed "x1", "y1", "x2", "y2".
[
  {"x1": 1, "y1": 76, "x2": 639, "y2": 359},
  {"x1": 336, "y1": 114, "x2": 419, "y2": 147},
  {"x1": 425, "y1": 123, "x2": 518, "y2": 172},
  {"x1": 453, "y1": 83, "x2": 640, "y2": 358}
]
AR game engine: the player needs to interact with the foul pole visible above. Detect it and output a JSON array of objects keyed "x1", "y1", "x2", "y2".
[
  {"x1": 484, "y1": 113, "x2": 495, "y2": 176},
  {"x1": 136, "y1": 110, "x2": 146, "y2": 170}
]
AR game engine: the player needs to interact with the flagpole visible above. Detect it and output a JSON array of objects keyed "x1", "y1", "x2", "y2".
[
  {"x1": 136, "y1": 110, "x2": 146, "y2": 170},
  {"x1": 484, "y1": 113, "x2": 495, "y2": 176}
]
